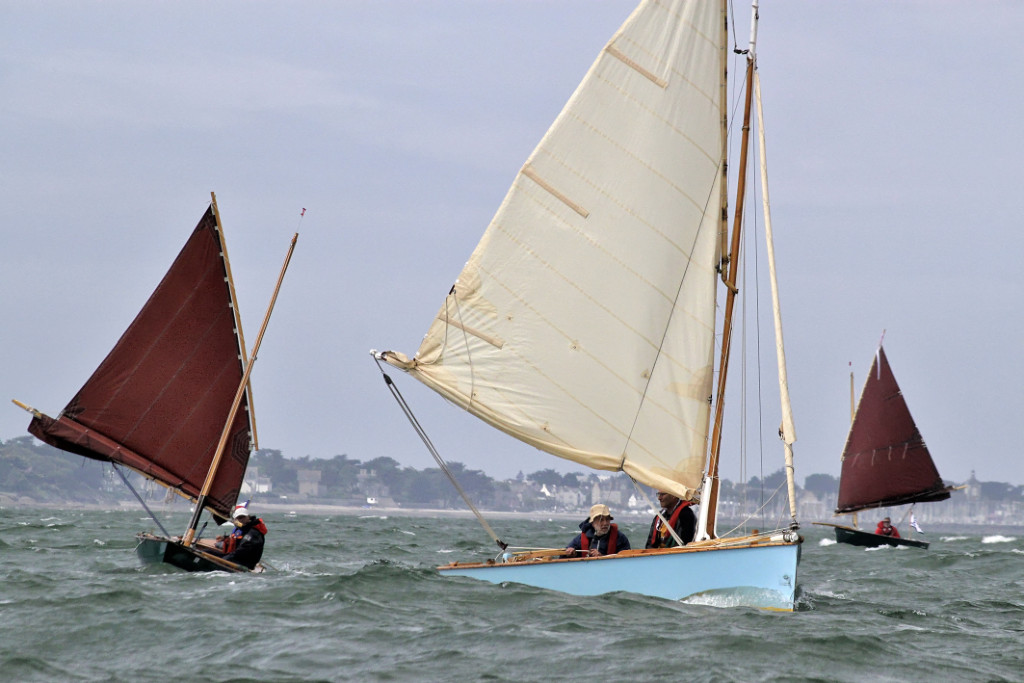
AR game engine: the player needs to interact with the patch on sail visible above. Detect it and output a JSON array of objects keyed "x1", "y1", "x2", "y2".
[{"x1": 666, "y1": 364, "x2": 714, "y2": 399}]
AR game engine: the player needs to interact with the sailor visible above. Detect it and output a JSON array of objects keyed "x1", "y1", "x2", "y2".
[
  {"x1": 645, "y1": 491, "x2": 696, "y2": 548},
  {"x1": 216, "y1": 504, "x2": 268, "y2": 569},
  {"x1": 565, "y1": 504, "x2": 630, "y2": 557},
  {"x1": 875, "y1": 517, "x2": 900, "y2": 538}
]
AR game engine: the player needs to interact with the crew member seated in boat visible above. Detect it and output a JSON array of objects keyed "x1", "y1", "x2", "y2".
[
  {"x1": 875, "y1": 517, "x2": 900, "y2": 538},
  {"x1": 645, "y1": 491, "x2": 696, "y2": 549},
  {"x1": 213, "y1": 504, "x2": 267, "y2": 569},
  {"x1": 564, "y1": 504, "x2": 630, "y2": 557}
]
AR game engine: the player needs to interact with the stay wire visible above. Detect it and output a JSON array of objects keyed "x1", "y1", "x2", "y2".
[
  {"x1": 113, "y1": 464, "x2": 172, "y2": 538},
  {"x1": 373, "y1": 358, "x2": 508, "y2": 551}
]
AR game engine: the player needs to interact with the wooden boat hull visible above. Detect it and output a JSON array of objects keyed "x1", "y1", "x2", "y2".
[
  {"x1": 135, "y1": 533, "x2": 254, "y2": 573},
  {"x1": 439, "y1": 535, "x2": 801, "y2": 611},
  {"x1": 817, "y1": 523, "x2": 929, "y2": 549}
]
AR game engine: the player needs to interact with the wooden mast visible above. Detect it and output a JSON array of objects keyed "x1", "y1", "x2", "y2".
[
  {"x1": 702, "y1": 45, "x2": 756, "y2": 538},
  {"x1": 850, "y1": 362, "x2": 855, "y2": 423},
  {"x1": 182, "y1": 232, "x2": 298, "y2": 546},
  {"x1": 211, "y1": 191, "x2": 258, "y2": 450}
]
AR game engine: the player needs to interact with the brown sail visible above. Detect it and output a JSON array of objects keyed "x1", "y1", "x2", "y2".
[
  {"x1": 835, "y1": 345, "x2": 951, "y2": 514},
  {"x1": 27, "y1": 204, "x2": 253, "y2": 519}
]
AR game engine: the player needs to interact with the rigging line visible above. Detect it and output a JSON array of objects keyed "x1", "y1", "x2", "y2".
[
  {"x1": 727, "y1": 0, "x2": 750, "y2": 56},
  {"x1": 449, "y1": 286, "x2": 476, "y2": 412},
  {"x1": 739, "y1": 223, "x2": 749, "y2": 533},
  {"x1": 373, "y1": 358, "x2": 507, "y2": 551},
  {"x1": 630, "y1": 477, "x2": 686, "y2": 548},
  {"x1": 718, "y1": 477, "x2": 786, "y2": 538},
  {"x1": 112, "y1": 464, "x2": 172, "y2": 538},
  {"x1": 618, "y1": 154, "x2": 723, "y2": 473},
  {"x1": 748, "y1": 158, "x2": 768, "y2": 529}
]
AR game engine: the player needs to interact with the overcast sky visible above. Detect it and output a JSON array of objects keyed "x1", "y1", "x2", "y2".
[{"x1": 2, "y1": 1, "x2": 1022, "y2": 488}]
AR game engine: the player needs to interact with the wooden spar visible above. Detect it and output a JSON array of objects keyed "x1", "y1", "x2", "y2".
[
  {"x1": 211, "y1": 191, "x2": 258, "y2": 450},
  {"x1": 702, "y1": 51, "x2": 755, "y2": 539},
  {"x1": 182, "y1": 232, "x2": 299, "y2": 546},
  {"x1": 11, "y1": 399, "x2": 41, "y2": 418},
  {"x1": 850, "y1": 363, "x2": 855, "y2": 424},
  {"x1": 717, "y1": 1, "x2": 730, "y2": 268},
  {"x1": 754, "y1": 66, "x2": 798, "y2": 527}
]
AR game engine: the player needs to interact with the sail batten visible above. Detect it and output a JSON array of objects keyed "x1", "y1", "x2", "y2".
[{"x1": 835, "y1": 345, "x2": 951, "y2": 514}]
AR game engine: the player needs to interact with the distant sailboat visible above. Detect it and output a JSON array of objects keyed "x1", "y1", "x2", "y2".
[
  {"x1": 818, "y1": 342, "x2": 954, "y2": 549},
  {"x1": 373, "y1": 0, "x2": 803, "y2": 610},
  {"x1": 13, "y1": 193, "x2": 296, "y2": 572}
]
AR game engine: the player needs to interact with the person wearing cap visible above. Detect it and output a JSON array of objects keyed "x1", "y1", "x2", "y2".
[
  {"x1": 645, "y1": 491, "x2": 696, "y2": 549},
  {"x1": 564, "y1": 503, "x2": 631, "y2": 558},
  {"x1": 214, "y1": 504, "x2": 268, "y2": 569},
  {"x1": 874, "y1": 517, "x2": 900, "y2": 538}
]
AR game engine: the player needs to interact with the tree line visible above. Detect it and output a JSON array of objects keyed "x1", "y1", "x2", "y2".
[{"x1": 3, "y1": 436, "x2": 1021, "y2": 507}]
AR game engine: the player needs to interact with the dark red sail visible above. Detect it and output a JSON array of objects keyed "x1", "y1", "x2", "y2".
[
  {"x1": 835, "y1": 346, "x2": 951, "y2": 514},
  {"x1": 28, "y1": 206, "x2": 253, "y2": 519}
]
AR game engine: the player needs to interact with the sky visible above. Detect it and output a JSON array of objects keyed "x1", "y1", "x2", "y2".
[{"x1": 2, "y1": 1, "x2": 1023, "y2": 488}]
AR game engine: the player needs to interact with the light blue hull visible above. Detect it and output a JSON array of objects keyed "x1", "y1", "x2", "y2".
[{"x1": 440, "y1": 541, "x2": 801, "y2": 611}]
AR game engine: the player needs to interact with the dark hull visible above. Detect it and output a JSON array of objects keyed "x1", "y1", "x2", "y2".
[
  {"x1": 824, "y1": 524, "x2": 929, "y2": 549},
  {"x1": 135, "y1": 533, "x2": 254, "y2": 573}
]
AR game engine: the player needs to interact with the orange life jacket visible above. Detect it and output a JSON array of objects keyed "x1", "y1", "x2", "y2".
[
  {"x1": 223, "y1": 518, "x2": 268, "y2": 554},
  {"x1": 648, "y1": 502, "x2": 692, "y2": 547}
]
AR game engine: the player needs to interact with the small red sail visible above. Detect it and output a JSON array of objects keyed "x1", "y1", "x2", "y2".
[
  {"x1": 28, "y1": 206, "x2": 253, "y2": 519},
  {"x1": 835, "y1": 346, "x2": 951, "y2": 514}
]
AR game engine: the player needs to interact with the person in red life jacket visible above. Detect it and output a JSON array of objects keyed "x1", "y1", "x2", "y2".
[
  {"x1": 214, "y1": 504, "x2": 267, "y2": 569},
  {"x1": 564, "y1": 504, "x2": 631, "y2": 557},
  {"x1": 645, "y1": 491, "x2": 696, "y2": 549},
  {"x1": 875, "y1": 517, "x2": 900, "y2": 538}
]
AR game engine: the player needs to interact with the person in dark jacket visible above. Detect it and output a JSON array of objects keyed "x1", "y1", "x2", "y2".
[
  {"x1": 645, "y1": 491, "x2": 696, "y2": 548},
  {"x1": 565, "y1": 504, "x2": 630, "y2": 557},
  {"x1": 875, "y1": 517, "x2": 900, "y2": 538},
  {"x1": 217, "y1": 505, "x2": 267, "y2": 569}
]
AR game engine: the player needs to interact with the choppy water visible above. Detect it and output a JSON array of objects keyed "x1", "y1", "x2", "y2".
[{"x1": 1, "y1": 507, "x2": 1021, "y2": 682}]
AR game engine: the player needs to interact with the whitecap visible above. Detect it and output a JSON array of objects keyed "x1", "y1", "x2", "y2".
[
  {"x1": 982, "y1": 535, "x2": 1016, "y2": 544},
  {"x1": 818, "y1": 538, "x2": 836, "y2": 546},
  {"x1": 940, "y1": 536, "x2": 968, "y2": 542}
]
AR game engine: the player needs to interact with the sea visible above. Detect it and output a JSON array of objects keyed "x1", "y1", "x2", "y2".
[{"x1": 1, "y1": 507, "x2": 1021, "y2": 683}]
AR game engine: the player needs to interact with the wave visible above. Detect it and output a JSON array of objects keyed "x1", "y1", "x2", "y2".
[{"x1": 981, "y1": 535, "x2": 1016, "y2": 544}]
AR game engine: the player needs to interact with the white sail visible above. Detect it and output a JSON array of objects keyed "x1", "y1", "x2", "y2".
[{"x1": 381, "y1": 0, "x2": 727, "y2": 500}]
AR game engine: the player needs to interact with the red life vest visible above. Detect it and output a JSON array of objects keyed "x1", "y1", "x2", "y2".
[
  {"x1": 875, "y1": 522, "x2": 899, "y2": 538},
  {"x1": 222, "y1": 518, "x2": 268, "y2": 554},
  {"x1": 648, "y1": 502, "x2": 692, "y2": 547},
  {"x1": 581, "y1": 524, "x2": 620, "y2": 554}
]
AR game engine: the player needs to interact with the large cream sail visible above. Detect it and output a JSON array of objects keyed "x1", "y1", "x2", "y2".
[{"x1": 380, "y1": 0, "x2": 726, "y2": 500}]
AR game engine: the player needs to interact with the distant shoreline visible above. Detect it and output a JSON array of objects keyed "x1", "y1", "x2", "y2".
[
  {"x1": 0, "y1": 499, "x2": 641, "y2": 522},
  {"x1": 6, "y1": 500, "x2": 1023, "y2": 534}
]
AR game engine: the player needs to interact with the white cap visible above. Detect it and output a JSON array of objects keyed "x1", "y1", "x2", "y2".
[{"x1": 232, "y1": 505, "x2": 251, "y2": 519}]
